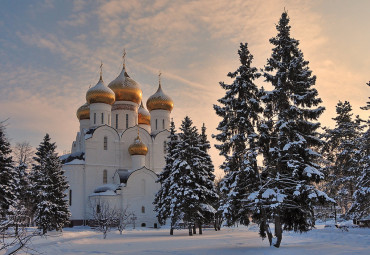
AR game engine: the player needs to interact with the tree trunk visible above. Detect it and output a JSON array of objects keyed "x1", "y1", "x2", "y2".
[
  {"x1": 199, "y1": 224, "x2": 202, "y2": 235},
  {"x1": 193, "y1": 224, "x2": 196, "y2": 234},
  {"x1": 263, "y1": 221, "x2": 273, "y2": 246},
  {"x1": 274, "y1": 215, "x2": 283, "y2": 248},
  {"x1": 188, "y1": 225, "x2": 193, "y2": 236},
  {"x1": 170, "y1": 227, "x2": 173, "y2": 235},
  {"x1": 214, "y1": 221, "x2": 217, "y2": 231}
]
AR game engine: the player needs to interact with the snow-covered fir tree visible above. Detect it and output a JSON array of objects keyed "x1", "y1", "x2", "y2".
[
  {"x1": 196, "y1": 123, "x2": 218, "y2": 234},
  {"x1": 168, "y1": 116, "x2": 216, "y2": 236},
  {"x1": 153, "y1": 119, "x2": 179, "y2": 235},
  {"x1": 349, "y1": 81, "x2": 370, "y2": 219},
  {"x1": 255, "y1": 11, "x2": 331, "y2": 247},
  {"x1": 30, "y1": 134, "x2": 70, "y2": 234},
  {"x1": 0, "y1": 123, "x2": 18, "y2": 220},
  {"x1": 213, "y1": 42, "x2": 263, "y2": 228},
  {"x1": 322, "y1": 101, "x2": 364, "y2": 214}
]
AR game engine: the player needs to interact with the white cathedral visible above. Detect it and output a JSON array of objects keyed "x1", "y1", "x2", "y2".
[{"x1": 62, "y1": 54, "x2": 173, "y2": 228}]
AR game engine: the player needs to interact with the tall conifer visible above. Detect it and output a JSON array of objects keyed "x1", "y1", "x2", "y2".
[
  {"x1": 256, "y1": 11, "x2": 331, "y2": 247},
  {"x1": 30, "y1": 134, "x2": 70, "y2": 234}
]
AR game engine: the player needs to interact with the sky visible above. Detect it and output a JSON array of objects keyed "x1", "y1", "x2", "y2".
[{"x1": 1, "y1": 0, "x2": 369, "y2": 177}]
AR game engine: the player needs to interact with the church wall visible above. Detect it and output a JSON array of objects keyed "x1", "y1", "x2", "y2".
[
  {"x1": 89, "y1": 103, "x2": 112, "y2": 127},
  {"x1": 85, "y1": 126, "x2": 120, "y2": 167},
  {"x1": 152, "y1": 130, "x2": 169, "y2": 174},
  {"x1": 63, "y1": 164, "x2": 85, "y2": 220},
  {"x1": 111, "y1": 101, "x2": 138, "y2": 132},
  {"x1": 150, "y1": 109, "x2": 170, "y2": 135},
  {"x1": 122, "y1": 169, "x2": 160, "y2": 228}
]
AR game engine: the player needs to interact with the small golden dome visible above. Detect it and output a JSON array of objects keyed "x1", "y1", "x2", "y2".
[
  {"x1": 108, "y1": 62, "x2": 142, "y2": 104},
  {"x1": 146, "y1": 77, "x2": 173, "y2": 112},
  {"x1": 76, "y1": 102, "x2": 90, "y2": 120},
  {"x1": 138, "y1": 101, "x2": 150, "y2": 125},
  {"x1": 128, "y1": 135, "x2": 148, "y2": 156},
  {"x1": 86, "y1": 75, "x2": 115, "y2": 105}
]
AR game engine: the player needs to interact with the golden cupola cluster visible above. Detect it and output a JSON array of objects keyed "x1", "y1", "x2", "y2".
[
  {"x1": 146, "y1": 74, "x2": 174, "y2": 112},
  {"x1": 86, "y1": 66, "x2": 115, "y2": 105},
  {"x1": 138, "y1": 101, "x2": 151, "y2": 125},
  {"x1": 128, "y1": 135, "x2": 148, "y2": 156},
  {"x1": 108, "y1": 54, "x2": 142, "y2": 104},
  {"x1": 76, "y1": 102, "x2": 90, "y2": 120}
]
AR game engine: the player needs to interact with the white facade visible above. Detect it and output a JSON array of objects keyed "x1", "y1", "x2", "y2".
[{"x1": 63, "y1": 63, "x2": 173, "y2": 228}]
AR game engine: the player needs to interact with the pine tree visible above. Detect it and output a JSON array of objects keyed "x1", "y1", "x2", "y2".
[
  {"x1": 349, "y1": 81, "x2": 370, "y2": 219},
  {"x1": 154, "y1": 119, "x2": 179, "y2": 235},
  {"x1": 30, "y1": 134, "x2": 70, "y2": 234},
  {"x1": 257, "y1": 11, "x2": 331, "y2": 247},
  {"x1": 322, "y1": 101, "x2": 363, "y2": 214},
  {"x1": 0, "y1": 123, "x2": 18, "y2": 220},
  {"x1": 213, "y1": 43, "x2": 263, "y2": 230}
]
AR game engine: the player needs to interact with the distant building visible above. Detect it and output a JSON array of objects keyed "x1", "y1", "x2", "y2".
[{"x1": 62, "y1": 54, "x2": 173, "y2": 227}]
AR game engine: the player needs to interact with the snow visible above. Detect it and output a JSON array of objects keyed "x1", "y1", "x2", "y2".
[
  {"x1": 64, "y1": 159, "x2": 84, "y2": 165},
  {"x1": 4, "y1": 221, "x2": 369, "y2": 255}
]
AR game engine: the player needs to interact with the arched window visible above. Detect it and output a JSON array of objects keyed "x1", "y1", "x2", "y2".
[
  {"x1": 103, "y1": 170, "x2": 107, "y2": 184},
  {"x1": 155, "y1": 119, "x2": 158, "y2": 130},
  {"x1": 97, "y1": 204, "x2": 101, "y2": 214},
  {"x1": 126, "y1": 114, "x2": 129, "y2": 129},
  {"x1": 116, "y1": 114, "x2": 118, "y2": 129},
  {"x1": 94, "y1": 113, "x2": 96, "y2": 124},
  {"x1": 104, "y1": 136, "x2": 108, "y2": 150},
  {"x1": 101, "y1": 113, "x2": 104, "y2": 124},
  {"x1": 163, "y1": 141, "x2": 166, "y2": 153},
  {"x1": 69, "y1": 190, "x2": 72, "y2": 206},
  {"x1": 141, "y1": 206, "x2": 145, "y2": 214},
  {"x1": 162, "y1": 119, "x2": 165, "y2": 129},
  {"x1": 108, "y1": 114, "x2": 110, "y2": 126}
]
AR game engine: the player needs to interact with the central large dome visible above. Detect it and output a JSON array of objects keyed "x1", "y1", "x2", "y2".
[{"x1": 108, "y1": 64, "x2": 142, "y2": 104}]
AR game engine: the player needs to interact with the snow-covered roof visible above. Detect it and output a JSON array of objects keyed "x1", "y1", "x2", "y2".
[{"x1": 61, "y1": 151, "x2": 85, "y2": 164}]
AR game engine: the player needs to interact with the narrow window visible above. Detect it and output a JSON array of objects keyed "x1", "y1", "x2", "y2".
[
  {"x1": 104, "y1": 136, "x2": 108, "y2": 150},
  {"x1": 116, "y1": 114, "x2": 118, "y2": 129},
  {"x1": 126, "y1": 114, "x2": 129, "y2": 129},
  {"x1": 103, "y1": 170, "x2": 107, "y2": 184},
  {"x1": 155, "y1": 119, "x2": 158, "y2": 130},
  {"x1": 101, "y1": 113, "x2": 104, "y2": 124},
  {"x1": 108, "y1": 114, "x2": 110, "y2": 126},
  {"x1": 162, "y1": 119, "x2": 165, "y2": 129},
  {"x1": 97, "y1": 204, "x2": 101, "y2": 214},
  {"x1": 163, "y1": 141, "x2": 166, "y2": 153},
  {"x1": 69, "y1": 190, "x2": 72, "y2": 206},
  {"x1": 141, "y1": 206, "x2": 145, "y2": 214},
  {"x1": 94, "y1": 113, "x2": 96, "y2": 124},
  {"x1": 141, "y1": 223, "x2": 146, "y2": 227}
]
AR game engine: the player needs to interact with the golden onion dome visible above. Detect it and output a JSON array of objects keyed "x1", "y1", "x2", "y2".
[
  {"x1": 128, "y1": 135, "x2": 148, "y2": 156},
  {"x1": 138, "y1": 101, "x2": 150, "y2": 125},
  {"x1": 76, "y1": 102, "x2": 90, "y2": 120},
  {"x1": 86, "y1": 66, "x2": 115, "y2": 105},
  {"x1": 146, "y1": 78, "x2": 174, "y2": 112},
  {"x1": 108, "y1": 63, "x2": 142, "y2": 104}
]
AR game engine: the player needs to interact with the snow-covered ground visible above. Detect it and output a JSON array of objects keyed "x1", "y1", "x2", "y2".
[{"x1": 2, "y1": 221, "x2": 369, "y2": 255}]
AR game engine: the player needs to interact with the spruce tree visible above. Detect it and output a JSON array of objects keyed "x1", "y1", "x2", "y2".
[
  {"x1": 213, "y1": 43, "x2": 263, "y2": 229},
  {"x1": 154, "y1": 119, "x2": 179, "y2": 235},
  {"x1": 349, "y1": 82, "x2": 370, "y2": 218},
  {"x1": 0, "y1": 123, "x2": 18, "y2": 220},
  {"x1": 30, "y1": 134, "x2": 70, "y2": 234},
  {"x1": 168, "y1": 116, "x2": 216, "y2": 236},
  {"x1": 196, "y1": 123, "x2": 218, "y2": 234},
  {"x1": 257, "y1": 11, "x2": 331, "y2": 247},
  {"x1": 322, "y1": 101, "x2": 363, "y2": 213}
]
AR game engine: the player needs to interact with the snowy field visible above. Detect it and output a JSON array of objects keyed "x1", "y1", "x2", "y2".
[{"x1": 2, "y1": 221, "x2": 369, "y2": 255}]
